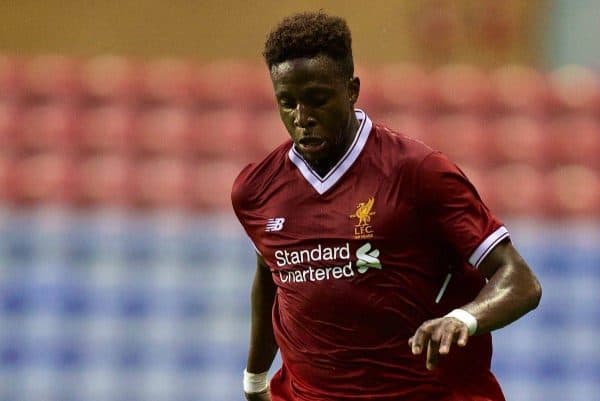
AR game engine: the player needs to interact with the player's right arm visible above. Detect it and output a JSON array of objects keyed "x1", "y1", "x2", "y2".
[{"x1": 245, "y1": 253, "x2": 278, "y2": 401}]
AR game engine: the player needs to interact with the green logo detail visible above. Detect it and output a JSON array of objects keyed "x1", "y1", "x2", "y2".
[{"x1": 356, "y1": 242, "x2": 382, "y2": 273}]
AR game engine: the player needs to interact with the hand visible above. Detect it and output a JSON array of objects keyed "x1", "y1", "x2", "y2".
[
  {"x1": 408, "y1": 316, "x2": 470, "y2": 371},
  {"x1": 245, "y1": 389, "x2": 271, "y2": 401}
]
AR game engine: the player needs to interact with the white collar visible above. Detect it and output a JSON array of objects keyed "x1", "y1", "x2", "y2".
[{"x1": 288, "y1": 109, "x2": 373, "y2": 195}]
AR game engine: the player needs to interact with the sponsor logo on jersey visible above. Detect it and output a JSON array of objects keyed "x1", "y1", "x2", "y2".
[
  {"x1": 349, "y1": 197, "x2": 376, "y2": 239},
  {"x1": 356, "y1": 242, "x2": 382, "y2": 273},
  {"x1": 277, "y1": 242, "x2": 382, "y2": 283},
  {"x1": 265, "y1": 217, "x2": 285, "y2": 232}
]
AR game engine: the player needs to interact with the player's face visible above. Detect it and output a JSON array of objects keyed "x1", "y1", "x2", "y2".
[{"x1": 270, "y1": 56, "x2": 360, "y2": 171}]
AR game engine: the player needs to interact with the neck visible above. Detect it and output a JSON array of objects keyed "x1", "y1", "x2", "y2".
[{"x1": 311, "y1": 113, "x2": 360, "y2": 177}]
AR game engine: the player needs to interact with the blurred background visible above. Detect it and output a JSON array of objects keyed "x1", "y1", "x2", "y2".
[{"x1": 0, "y1": 1, "x2": 599, "y2": 400}]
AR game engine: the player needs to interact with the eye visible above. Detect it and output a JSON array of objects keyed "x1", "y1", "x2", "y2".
[{"x1": 278, "y1": 98, "x2": 296, "y2": 109}]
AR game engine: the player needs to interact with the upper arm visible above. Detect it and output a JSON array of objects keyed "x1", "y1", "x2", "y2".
[
  {"x1": 478, "y1": 238, "x2": 536, "y2": 282},
  {"x1": 479, "y1": 238, "x2": 542, "y2": 309},
  {"x1": 415, "y1": 152, "x2": 506, "y2": 267},
  {"x1": 476, "y1": 238, "x2": 542, "y2": 312},
  {"x1": 254, "y1": 253, "x2": 277, "y2": 293},
  {"x1": 257, "y1": 253, "x2": 270, "y2": 272}
]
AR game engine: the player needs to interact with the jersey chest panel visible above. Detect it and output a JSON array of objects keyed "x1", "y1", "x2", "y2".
[{"x1": 255, "y1": 165, "x2": 439, "y2": 288}]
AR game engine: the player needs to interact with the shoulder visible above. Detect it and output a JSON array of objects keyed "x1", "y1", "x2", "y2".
[
  {"x1": 368, "y1": 122, "x2": 437, "y2": 172},
  {"x1": 366, "y1": 122, "x2": 469, "y2": 199},
  {"x1": 369, "y1": 122, "x2": 460, "y2": 173},
  {"x1": 231, "y1": 140, "x2": 291, "y2": 212},
  {"x1": 416, "y1": 150, "x2": 466, "y2": 183},
  {"x1": 414, "y1": 149, "x2": 483, "y2": 207}
]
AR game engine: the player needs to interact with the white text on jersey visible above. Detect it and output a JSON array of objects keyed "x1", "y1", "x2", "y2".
[
  {"x1": 276, "y1": 242, "x2": 382, "y2": 283},
  {"x1": 275, "y1": 243, "x2": 350, "y2": 267}
]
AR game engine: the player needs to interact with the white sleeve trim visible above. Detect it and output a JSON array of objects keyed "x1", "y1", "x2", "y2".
[{"x1": 468, "y1": 226, "x2": 509, "y2": 268}]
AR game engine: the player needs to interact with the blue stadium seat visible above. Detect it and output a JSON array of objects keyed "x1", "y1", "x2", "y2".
[{"x1": 0, "y1": 213, "x2": 598, "y2": 401}]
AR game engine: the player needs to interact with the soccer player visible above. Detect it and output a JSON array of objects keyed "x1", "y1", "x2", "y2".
[{"x1": 232, "y1": 11, "x2": 542, "y2": 401}]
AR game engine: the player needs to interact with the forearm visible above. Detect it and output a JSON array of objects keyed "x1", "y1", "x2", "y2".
[
  {"x1": 410, "y1": 241, "x2": 541, "y2": 370},
  {"x1": 462, "y1": 244, "x2": 542, "y2": 334},
  {"x1": 247, "y1": 260, "x2": 279, "y2": 373}
]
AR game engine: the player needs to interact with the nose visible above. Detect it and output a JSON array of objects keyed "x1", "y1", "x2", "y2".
[{"x1": 293, "y1": 103, "x2": 316, "y2": 128}]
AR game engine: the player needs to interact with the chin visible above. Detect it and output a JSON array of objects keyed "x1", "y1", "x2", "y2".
[{"x1": 300, "y1": 152, "x2": 320, "y2": 164}]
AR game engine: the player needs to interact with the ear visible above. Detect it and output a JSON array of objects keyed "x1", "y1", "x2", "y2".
[{"x1": 348, "y1": 76, "x2": 360, "y2": 105}]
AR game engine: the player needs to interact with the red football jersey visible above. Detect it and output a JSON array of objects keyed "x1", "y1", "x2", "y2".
[{"x1": 232, "y1": 110, "x2": 509, "y2": 401}]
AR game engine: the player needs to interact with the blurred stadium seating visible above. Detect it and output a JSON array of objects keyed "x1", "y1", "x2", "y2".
[
  {"x1": 0, "y1": 54, "x2": 598, "y2": 215},
  {"x1": 0, "y1": 54, "x2": 599, "y2": 400}
]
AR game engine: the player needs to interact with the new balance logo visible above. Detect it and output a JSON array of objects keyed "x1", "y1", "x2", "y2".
[
  {"x1": 356, "y1": 242, "x2": 382, "y2": 273},
  {"x1": 265, "y1": 217, "x2": 286, "y2": 232}
]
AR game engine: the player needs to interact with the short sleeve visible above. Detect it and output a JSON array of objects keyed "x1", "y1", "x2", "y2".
[
  {"x1": 231, "y1": 163, "x2": 263, "y2": 255},
  {"x1": 231, "y1": 163, "x2": 254, "y2": 214},
  {"x1": 415, "y1": 151, "x2": 509, "y2": 267}
]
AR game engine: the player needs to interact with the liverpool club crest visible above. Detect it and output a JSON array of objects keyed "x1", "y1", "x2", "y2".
[{"x1": 349, "y1": 197, "x2": 376, "y2": 239}]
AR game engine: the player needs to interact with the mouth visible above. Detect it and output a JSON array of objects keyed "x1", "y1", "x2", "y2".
[{"x1": 297, "y1": 136, "x2": 327, "y2": 154}]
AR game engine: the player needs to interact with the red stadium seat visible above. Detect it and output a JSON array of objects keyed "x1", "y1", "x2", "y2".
[
  {"x1": 250, "y1": 111, "x2": 288, "y2": 159},
  {"x1": 354, "y1": 64, "x2": 386, "y2": 112},
  {"x1": 141, "y1": 58, "x2": 198, "y2": 106},
  {"x1": 549, "y1": 65, "x2": 600, "y2": 115},
  {"x1": 484, "y1": 163, "x2": 548, "y2": 217},
  {"x1": 17, "y1": 103, "x2": 78, "y2": 155},
  {"x1": 545, "y1": 115, "x2": 600, "y2": 169},
  {"x1": 188, "y1": 160, "x2": 243, "y2": 212},
  {"x1": 0, "y1": 102, "x2": 19, "y2": 153},
  {"x1": 546, "y1": 165, "x2": 600, "y2": 217},
  {"x1": 379, "y1": 112, "x2": 430, "y2": 143},
  {"x1": 426, "y1": 114, "x2": 492, "y2": 169},
  {"x1": 197, "y1": 61, "x2": 275, "y2": 110},
  {"x1": 431, "y1": 64, "x2": 495, "y2": 114},
  {"x1": 12, "y1": 153, "x2": 75, "y2": 206},
  {"x1": 77, "y1": 105, "x2": 136, "y2": 155},
  {"x1": 377, "y1": 63, "x2": 436, "y2": 113},
  {"x1": 0, "y1": 153, "x2": 11, "y2": 205},
  {"x1": 488, "y1": 115, "x2": 548, "y2": 168},
  {"x1": 23, "y1": 55, "x2": 82, "y2": 104},
  {"x1": 74, "y1": 154, "x2": 132, "y2": 208},
  {"x1": 457, "y1": 164, "x2": 491, "y2": 204},
  {"x1": 490, "y1": 65, "x2": 556, "y2": 116},
  {"x1": 130, "y1": 157, "x2": 189, "y2": 210},
  {"x1": 134, "y1": 106, "x2": 192, "y2": 158},
  {"x1": 190, "y1": 108, "x2": 251, "y2": 161},
  {"x1": 81, "y1": 55, "x2": 142, "y2": 105}
]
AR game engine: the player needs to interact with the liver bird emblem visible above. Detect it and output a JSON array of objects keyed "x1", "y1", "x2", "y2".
[{"x1": 350, "y1": 197, "x2": 376, "y2": 226}]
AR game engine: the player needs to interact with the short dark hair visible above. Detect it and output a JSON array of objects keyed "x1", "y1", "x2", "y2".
[{"x1": 263, "y1": 11, "x2": 354, "y2": 79}]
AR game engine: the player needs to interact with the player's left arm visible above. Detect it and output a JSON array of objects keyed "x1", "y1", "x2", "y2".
[
  {"x1": 464, "y1": 237, "x2": 542, "y2": 333},
  {"x1": 409, "y1": 238, "x2": 541, "y2": 370},
  {"x1": 408, "y1": 151, "x2": 542, "y2": 370}
]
